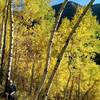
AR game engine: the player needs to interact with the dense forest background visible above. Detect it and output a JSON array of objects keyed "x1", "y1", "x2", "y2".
[{"x1": 0, "y1": 0, "x2": 100, "y2": 100}]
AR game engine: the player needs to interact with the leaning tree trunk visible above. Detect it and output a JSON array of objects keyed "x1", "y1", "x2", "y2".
[
  {"x1": 0, "y1": 0, "x2": 9, "y2": 84},
  {"x1": 43, "y1": 0, "x2": 95, "y2": 99},
  {"x1": 5, "y1": 0, "x2": 14, "y2": 92},
  {"x1": 35, "y1": 0, "x2": 68, "y2": 100},
  {"x1": 82, "y1": 80, "x2": 97, "y2": 100}
]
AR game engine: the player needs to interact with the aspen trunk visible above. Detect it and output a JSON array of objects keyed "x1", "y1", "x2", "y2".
[
  {"x1": 29, "y1": 63, "x2": 35, "y2": 95},
  {"x1": 5, "y1": 0, "x2": 14, "y2": 92},
  {"x1": 44, "y1": 0, "x2": 95, "y2": 99},
  {"x1": 35, "y1": 0, "x2": 68, "y2": 100},
  {"x1": 0, "y1": 0, "x2": 9, "y2": 84},
  {"x1": 64, "y1": 56, "x2": 72, "y2": 100},
  {"x1": 68, "y1": 78, "x2": 74, "y2": 100},
  {"x1": 77, "y1": 69, "x2": 81, "y2": 100},
  {"x1": 12, "y1": 40, "x2": 18, "y2": 81},
  {"x1": 82, "y1": 80, "x2": 97, "y2": 100}
]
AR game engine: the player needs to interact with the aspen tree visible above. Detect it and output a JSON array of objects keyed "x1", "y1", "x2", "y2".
[
  {"x1": 29, "y1": 63, "x2": 35, "y2": 95},
  {"x1": 64, "y1": 55, "x2": 72, "y2": 100},
  {"x1": 0, "y1": 0, "x2": 9, "y2": 84},
  {"x1": 44, "y1": 0, "x2": 95, "y2": 99},
  {"x1": 5, "y1": 0, "x2": 14, "y2": 92},
  {"x1": 35, "y1": 0, "x2": 69, "y2": 99}
]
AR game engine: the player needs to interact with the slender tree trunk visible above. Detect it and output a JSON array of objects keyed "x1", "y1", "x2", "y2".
[
  {"x1": 64, "y1": 56, "x2": 72, "y2": 100},
  {"x1": 77, "y1": 69, "x2": 81, "y2": 100},
  {"x1": 35, "y1": 0, "x2": 68, "y2": 100},
  {"x1": 82, "y1": 80, "x2": 97, "y2": 100},
  {"x1": 12, "y1": 40, "x2": 18, "y2": 81},
  {"x1": 0, "y1": 0, "x2": 9, "y2": 84},
  {"x1": 0, "y1": 8, "x2": 5, "y2": 84},
  {"x1": 64, "y1": 69, "x2": 71, "y2": 100},
  {"x1": 29, "y1": 63, "x2": 35, "y2": 95},
  {"x1": 68, "y1": 78, "x2": 74, "y2": 100},
  {"x1": 43, "y1": 0, "x2": 95, "y2": 99},
  {"x1": 5, "y1": 0, "x2": 14, "y2": 92}
]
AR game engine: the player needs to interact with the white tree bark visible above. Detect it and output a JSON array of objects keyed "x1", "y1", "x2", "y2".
[
  {"x1": 4, "y1": 0, "x2": 15, "y2": 91},
  {"x1": 35, "y1": 0, "x2": 69, "y2": 100},
  {"x1": 7, "y1": 0, "x2": 14, "y2": 81},
  {"x1": 44, "y1": 0, "x2": 95, "y2": 99}
]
